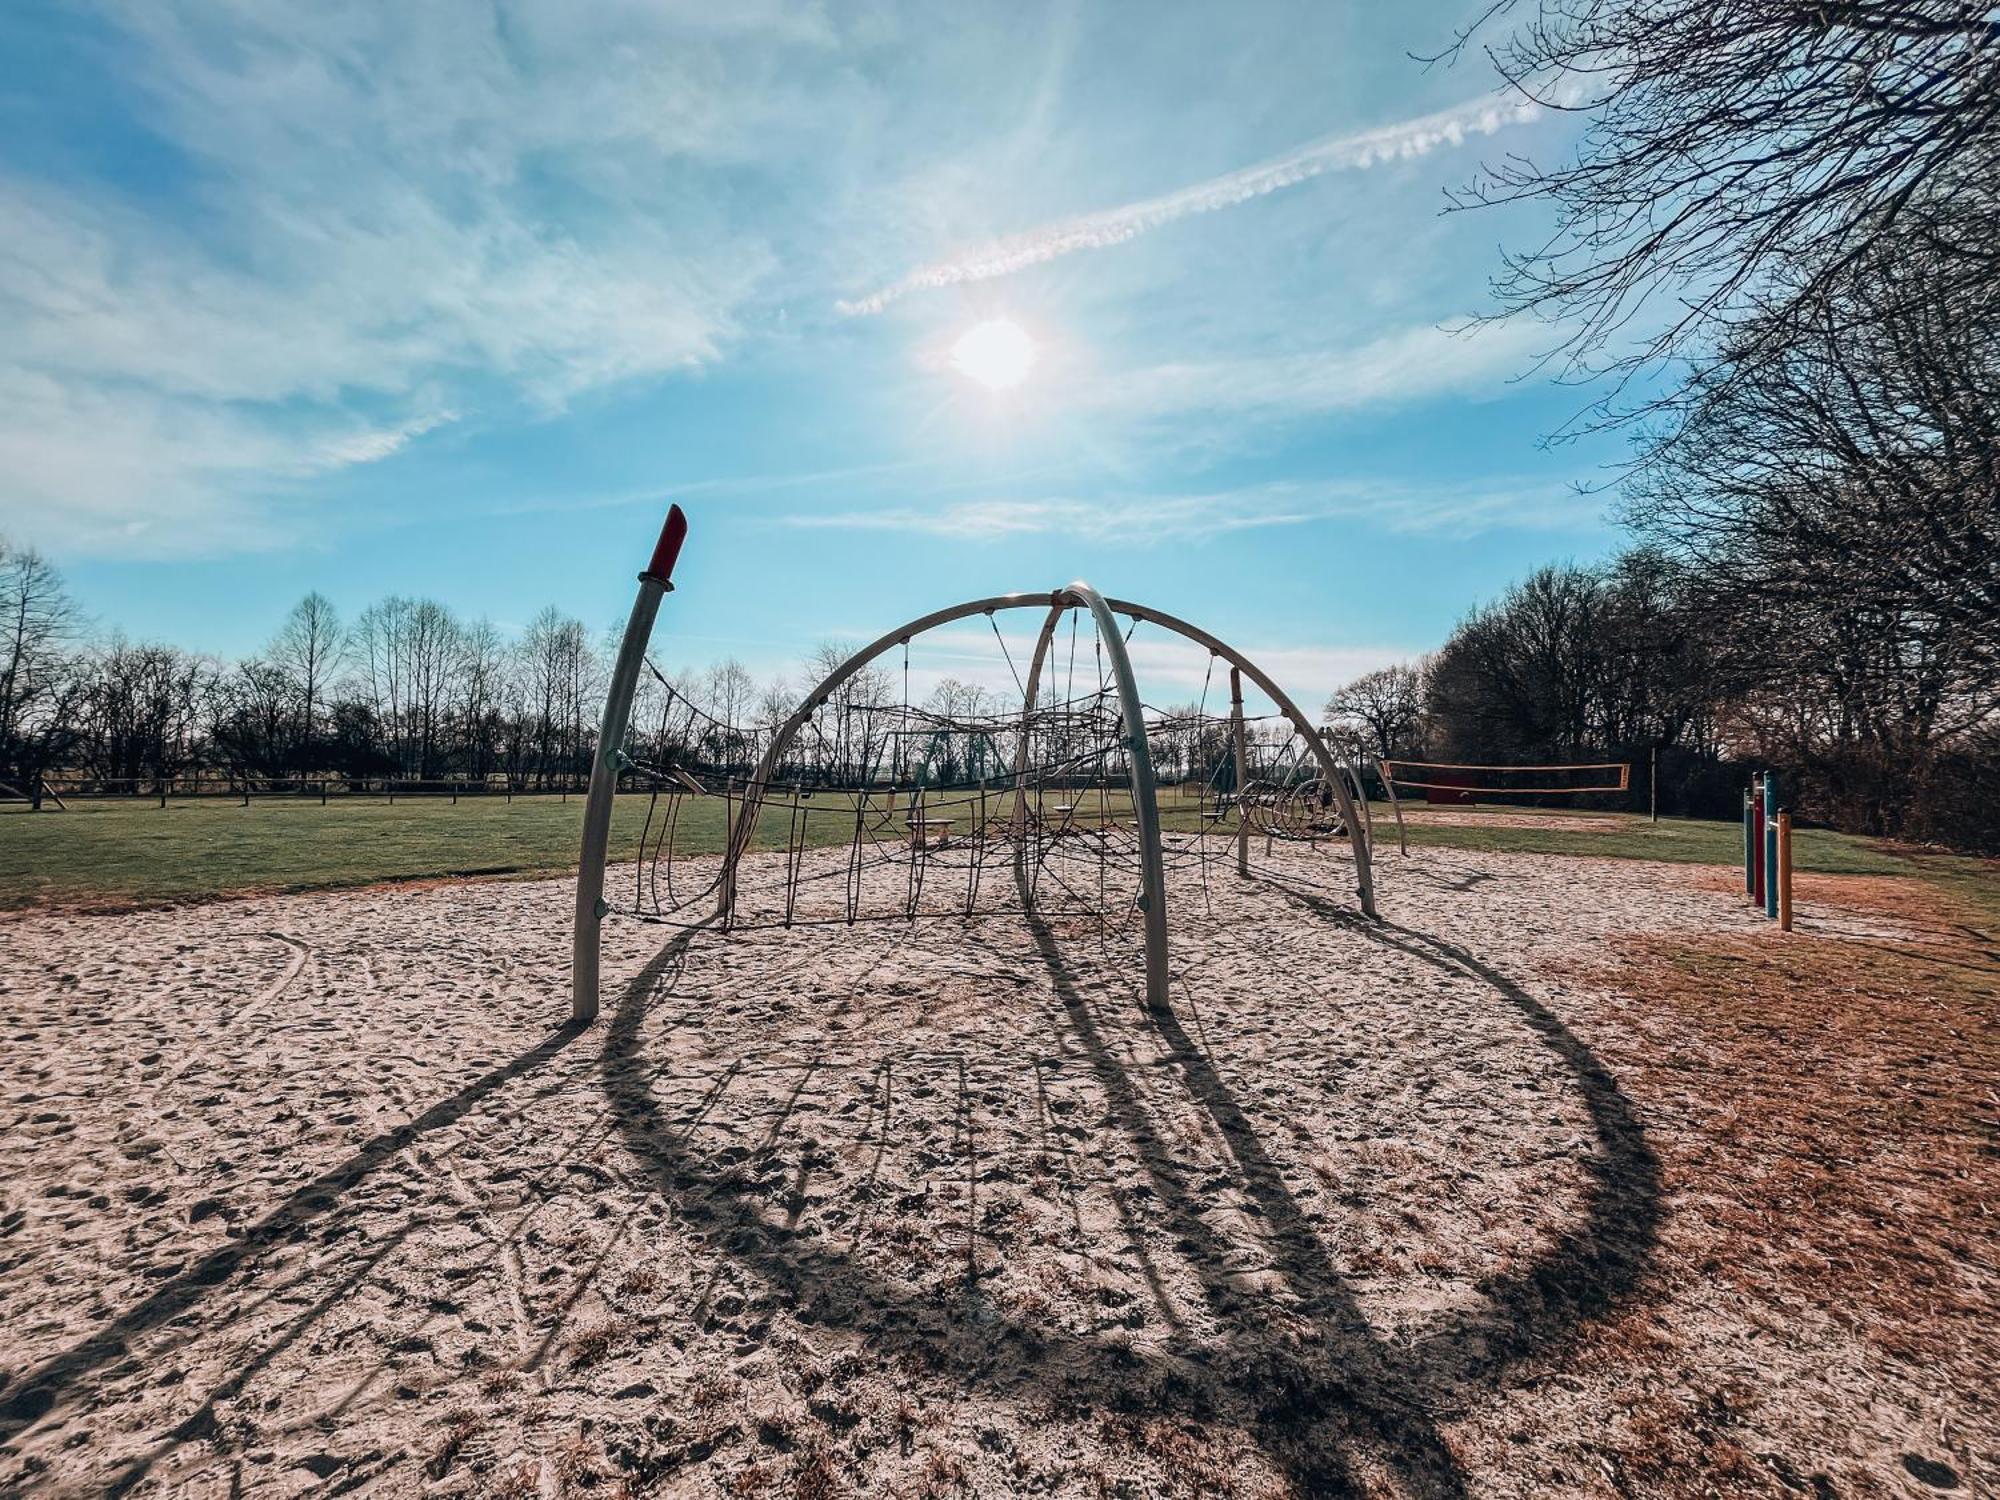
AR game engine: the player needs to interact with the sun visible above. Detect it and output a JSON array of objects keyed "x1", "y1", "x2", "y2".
[{"x1": 948, "y1": 318, "x2": 1036, "y2": 390}]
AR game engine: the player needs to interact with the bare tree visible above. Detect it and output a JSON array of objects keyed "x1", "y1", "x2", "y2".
[
  {"x1": 1446, "y1": 1, "x2": 2000, "y2": 424},
  {"x1": 1325, "y1": 665, "x2": 1428, "y2": 760},
  {"x1": 350, "y1": 596, "x2": 412, "y2": 773},
  {"x1": 518, "y1": 607, "x2": 599, "y2": 787},
  {"x1": 404, "y1": 600, "x2": 461, "y2": 778},
  {"x1": 0, "y1": 538, "x2": 84, "y2": 804},
  {"x1": 919, "y1": 676, "x2": 996, "y2": 782},
  {"x1": 753, "y1": 674, "x2": 793, "y2": 767},
  {"x1": 268, "y1": 592, "x2": 344, "y2": 774},
  {"x1": 214, "y1": 657, "x2": 295, "y2": 779},
  {"x1": 702, "y1": 659, "x2": 757, "y2": 769},
  {"x1": 1623, "y1": 240, "x2": 2000, "y2": 686},
  {"x1": 82, "y1": 640, "x2": 213, "y2": 788},
  {"x1": 455, "y1": 618, "x2": 508, "y2": 781}
]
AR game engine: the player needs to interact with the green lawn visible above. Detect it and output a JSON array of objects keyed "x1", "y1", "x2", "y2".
[
  {"x1": 2, "y1": 790, "x2": 1990, "y2": 915},
  {"x1": 0, "y1": 794, "x2": 746, "y2": 910},
  {"x1": 0, "y1": 786, "x2": 1215, "y2": 910}
]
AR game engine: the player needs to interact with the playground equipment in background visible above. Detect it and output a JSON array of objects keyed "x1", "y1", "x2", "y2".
[
  {"x1": 1744, "y1": 770, "x2": 1795, "y2": 931},
  {"x1": 0, "y1": 777, "x2": 65, "y2": 810},
  {"x1": 1374, "y1": 758, "x2": 1633, "y2": 856},
  {"x1": 571, "y1": 506, "x2": 1377, "y2": 1024}
]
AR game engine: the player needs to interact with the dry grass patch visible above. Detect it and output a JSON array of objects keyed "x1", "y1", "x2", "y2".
[{"x1": 1543, "y1": 870, "x2": 1998, "y2": 1491}]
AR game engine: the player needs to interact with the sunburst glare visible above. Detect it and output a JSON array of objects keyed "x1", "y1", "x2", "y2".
[{"x1": 948, "y1": 318, "x2": 1036, "y2": 390}]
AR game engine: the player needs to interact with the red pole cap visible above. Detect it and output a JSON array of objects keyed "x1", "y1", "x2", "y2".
[{"x1": 643, "y1": 504, "x2": 688, "y2": 584}]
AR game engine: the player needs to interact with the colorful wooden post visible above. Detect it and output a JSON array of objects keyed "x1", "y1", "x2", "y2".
[
  {"x1": 1750, "y1": 774, "x2": 1765, "y2": 906},
  {"x1": 1776, "y1": 810, "x2": 1794, "y2": 932},
  {"x1": 1763, "y1": 771, "x2": 1780, "y2": 920}
]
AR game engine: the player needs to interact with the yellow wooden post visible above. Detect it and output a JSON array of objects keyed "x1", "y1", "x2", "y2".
[{"x1": 1777, "y1": 811, "x2": 1794, "y2": 932}]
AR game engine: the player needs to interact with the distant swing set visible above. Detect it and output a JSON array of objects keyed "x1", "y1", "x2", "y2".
[{"x1": 570, "y1": 506, "x2": 1380, "y2": 1023}]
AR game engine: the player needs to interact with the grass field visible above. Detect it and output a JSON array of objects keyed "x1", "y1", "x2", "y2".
[{"x1": 5, "y1": 789, "x2": 1991, "y2": 913}]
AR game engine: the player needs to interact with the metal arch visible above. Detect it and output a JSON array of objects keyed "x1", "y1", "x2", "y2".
[
  {"x1": 1066, "y1": 582, "x2": 1170, "y2": 1010},
  {"x1": 1100, "y1": 596, "x2": 1377, "y2": 918},
  {"x1": 717, "y1": 586, "x2": 1377, "y2": 929}
]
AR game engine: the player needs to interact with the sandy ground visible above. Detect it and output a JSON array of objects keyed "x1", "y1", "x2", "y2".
[{"x1": 0, "y1": 838, "x2": 1991, "y2": 1498}]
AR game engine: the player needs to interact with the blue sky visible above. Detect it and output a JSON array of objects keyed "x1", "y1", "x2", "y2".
[{"x1": 1, "y1": 1, "x2": 1629, "y2": 705}]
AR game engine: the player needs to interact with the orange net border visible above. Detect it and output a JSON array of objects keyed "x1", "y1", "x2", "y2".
[{"x1": 1379, "y1": 760, "x2": 1632, "y2": 795}]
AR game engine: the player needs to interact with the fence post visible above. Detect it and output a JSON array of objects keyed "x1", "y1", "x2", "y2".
[{"x1": 1649, "y1": 744, "x2": 1658, "y2": 823}]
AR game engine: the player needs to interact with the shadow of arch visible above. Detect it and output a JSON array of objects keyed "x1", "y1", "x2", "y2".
[
  {"x1": 1253, "y1": 873, "x2": 1663, "y2": 1383},
  {"x1": 1011, "y1": 902, "x2": 1468, "y2": 1497},
  {"x1": 601, "y1": 875, "x2": 1662, "y2": 1495}
]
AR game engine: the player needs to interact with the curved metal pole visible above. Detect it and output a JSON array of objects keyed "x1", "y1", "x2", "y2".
[
  {"x1": 574, "y1": 506, "x2": 687, "y2": 1023},
  {"x1": 1066, "y1": 581, "x2": 1171, "y2": 1012},
  {"x1": 1102, "y1": 596, "x2": 1376, "y2": 919}
]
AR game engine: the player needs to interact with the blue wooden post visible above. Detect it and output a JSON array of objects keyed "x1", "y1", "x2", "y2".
[{"x1": 1763, "y1": 771, "x2": 1780, "y2": 919}]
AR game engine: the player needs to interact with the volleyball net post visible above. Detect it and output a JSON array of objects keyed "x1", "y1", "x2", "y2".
[{"x1": 1375, "y1": 757, "x2": 1408, "y2": 856}]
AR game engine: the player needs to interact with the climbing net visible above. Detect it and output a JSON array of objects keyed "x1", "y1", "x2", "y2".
[{"x1": 602, "y1": 601, "x2": 1365, "y2": 936}]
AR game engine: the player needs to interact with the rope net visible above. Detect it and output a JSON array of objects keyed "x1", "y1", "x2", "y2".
[{"x1": 602, "y1": 605, "x2": 1359, "y2": 935}]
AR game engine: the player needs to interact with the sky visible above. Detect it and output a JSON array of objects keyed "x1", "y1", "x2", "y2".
[{"x1": 0, "y1": 1, "x2": 1631, "y2": 709}]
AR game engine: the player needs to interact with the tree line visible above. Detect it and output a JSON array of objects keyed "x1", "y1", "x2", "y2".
[
  {"x1": 0, "y1": 545, "x2": 618, "y2": 795},
  {"x1": 1, "y1": 534, "x2": 1371, "y2": 809}
]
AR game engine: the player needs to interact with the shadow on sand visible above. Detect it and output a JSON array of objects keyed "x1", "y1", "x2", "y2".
[{"x1": 599, "y1": 871, "x2": 1660, "y2": 1497}]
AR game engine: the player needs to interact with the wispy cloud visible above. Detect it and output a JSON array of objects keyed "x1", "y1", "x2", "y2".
[
  {"x1": 1071, "y1": 319, "x2": 1553, "y2": 430},
  {"x1": 782, "y1": 477, "x2": 1602, "y2": 544},
  {"x1": 0, "y1": 5, "x2": 800, "y2": 554},
  {"x1": 837, "y1": 90, "x2": 1545, "y2": 315},
  {"x1": 0, "y1": 367, "x2": 462, "y2": 556}
]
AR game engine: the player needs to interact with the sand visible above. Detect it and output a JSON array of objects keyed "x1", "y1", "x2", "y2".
[{"x1": 0, "y1": 839, "x2": 1990, "y2": 1497}]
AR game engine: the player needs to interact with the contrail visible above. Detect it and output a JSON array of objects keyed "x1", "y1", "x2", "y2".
[{"x1": 837, "y1": 90, "x2": 1546, "y2": 316}]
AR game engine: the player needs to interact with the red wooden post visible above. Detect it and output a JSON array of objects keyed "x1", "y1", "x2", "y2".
[{"x1": 1751, "y1": 774, "x2": 1765, "y2": 906}]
